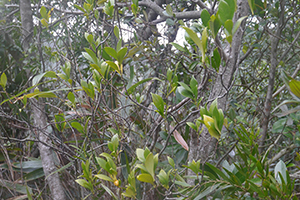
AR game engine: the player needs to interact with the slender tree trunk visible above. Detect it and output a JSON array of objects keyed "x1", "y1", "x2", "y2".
[
  {"x1": 259, "y1": 0, "x2": 285, "y2": 152},
  {"x1": 20, "y1": 1, "x2": 66, "y2": 199},
  {"x1": 189, "y1": 0, "x2": 249, "y2": 163}
]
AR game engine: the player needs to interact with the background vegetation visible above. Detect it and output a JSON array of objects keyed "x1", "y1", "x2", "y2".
[{"x1": 1, "y1": 0, "x2": 300, "y2": 199}]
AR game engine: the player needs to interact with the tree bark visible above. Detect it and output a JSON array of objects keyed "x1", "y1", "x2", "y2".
[
  {"x1": 259, "y1": 0, "x2": 285, "y2": 152},
  {"x1": 20, "y1": 0, "x2": 66, "y2": 199},
  {"x1": 190, "y1": 0, "x2": 249, "y2": 162}
]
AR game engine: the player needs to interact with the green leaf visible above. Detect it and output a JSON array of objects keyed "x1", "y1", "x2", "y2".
[
  {"x1": 96, "y1": 157, "x2": 108, "y2": 171},
  {"x1": 190, "y1": 76, "x2": 198, "y2": 97},
  {"x1": 76, "y1": 179, "x2": 92, "y2": 190},
  {"x1": 95, "y1": 174, "x2": 114, "y2": 182},
  {"x1": 212, "y1": 48, "x2": 221, "y2": 71},
  {"x1": 174, "y1": 180, "x2": 190, "y2": 187},
  {"x1": 177, "y1": 86, "x2": 194, "y2": 99},
  {"x1": 0, "y1": 73, "x2": 7, "y2": 89},
  {"x1": 55, "y1": 113, "x2": 66, "y2": 132},
  {"x1": 104, "y1": 47, "x2": 118, "y2": 60},
  {"x1": 182, "y1": 27, "x2": 202, "y2": 50},
  {"x1": 109, "y1": 134, "x2": 119, "y2": 152},
  {"x1": 151, "y1": 93, "x2": 165, "y2": 117},
  {"x1": 187, "y1": 122, "x2": 197, "y2": 132},
  {"x1": 167, "y1": 156, "x2": 175, "y2": 168},
  {"x1": 170, "y1": 42, "x2": 187, "y2": 52},
  {"x1": 178, "y1": 82, "x2": 193, "y2": 93},
  {"x1": 275, "y1": 160, "x2": 287, "y2": 184},
  {"x1": 71, "y1": 122, "x2": 84, "y2": 134},
  {"x1": 209, "y1": 15, "x2": 221, "y2": 38},
  {"x1": 224, "y1": 19, "x2": 233, "y2": 35},
  {"x1": 194, "y1": 183, "x2": 221, "y2": 200},
  {"x1": 137, "y1": 173, "x2": 154, "y2": 184},
  {"x1": 101, "y1": 184, "x2": 118, "y2": 199},
  {"x1": 40, "y1": 18, "x2": 48, "y2": 28},
  {"x1": 106, "y1": 61, "x2": 119, "y2": 72},
  {"x1": 201, "y1": 9, "x2": 210, "y2": 27},
  {"x1": 157, "y1": 169, "x2": 169, "y2": 189},
  {"x1": 122, "y1": 187, "x2": 136, "y2": 198},
  {"x1": 114, "y1": 26, "x2": 120, "y2": 39},
  {"x1": 25, "y1": 91, "x2": 57, "y2": 98},
  {"x1": 136, "y1": 148, "x2": 145, "y2": 162},
  {"x1": 32, "y1": 71, "x2": 56, "y2": 86},
  {"x1": 165, "y1": 4, "x2": 173, "y2": 16},
  {"x1": 232, "y1": 16, "x2": 247, "y2": 35},
  {"x1": 40, "y1": 6, "x2": 48, "y2": 19},
  {"x1": 247, "y1": 0, "x2": 255, "y2": 15},
  {"x1": 289, "y1": 79, "x2": 300, "y2": 98},
  {"x1": 74, "y1": 4, "x2": 86, "y2": 13},
  {"x1": 218, "y1": 0, "x2": 236, "y2": 25},
  {"x1": 117, "y1": 47, "x2": 127, "y2": 63},
  {"x1": 145, "y1": 153, "x2": 154, "y2": 178},
  {"x1": 85, "y1": 33, "x2": 94, "y2": 44},
  {"x1": 67, "y1": 92, "x2": 75, "y2": 104}
]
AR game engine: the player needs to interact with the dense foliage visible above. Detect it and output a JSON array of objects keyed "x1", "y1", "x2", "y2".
[{"x1": 1, "y1": 0, "x2": 300, "y2": 199}]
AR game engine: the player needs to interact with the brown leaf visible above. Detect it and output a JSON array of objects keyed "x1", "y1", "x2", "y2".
[{"x1": 172, "y1": 128, "x2": 189, "y2": 151}]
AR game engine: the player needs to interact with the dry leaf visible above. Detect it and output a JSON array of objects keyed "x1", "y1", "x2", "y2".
[{"x1": 172, "y1": 127, "x2": 189, "y2": 151}]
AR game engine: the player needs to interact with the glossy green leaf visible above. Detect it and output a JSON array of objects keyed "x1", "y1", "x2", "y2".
[
  {"x1": 151, "y1": 93, "x2": 165, "y2": 117},
  {"x1": 187, "y1": 122, "x2": 197, "y2": 132},
  {"x1": 209, "y1": 15, "x2": 221, "y2": 38},
  {"x1": 0, "y1": 72, "x2": 7, "y2": 89},
  {"x1": 32, "y1": 71, "x2": 56, "y2": 86},
  {"x1": 71, "y1": 122, "x2": 84, "y2": 134},
  {"x1": 114, "y1": 26, "x2": 120, "y2": 39},
  {"x1": 117, "y1": 47, "x2": 127, "y2": 63},
  {"x1": 122, "y1": 187, "x2": 136, "y2": 198},
  {"x1": 275, "y1": 160, "x2": 287, "y2": 184},
  {"x1": 157, "y1": 169, "x2": 169, "y2": 189},
  {"x1": 74, "y1": 4, "x2": 86, "y2": 13},
  {"x1": 200, "y1": 27, "x2": 208, "y2": 62},
  {"x1": 67, "y1": 92, "x2": 75, "y2": 104},
  {"x1": 145, "y1": 153, "x2": 154, "y2": 178},
  {"x1": 106, "y1": 61, "x2": 119, "y2": 72},
  {"x1": 224, "y1": 19, "x2": 233, "y2": 35},
  {"x1": 218, "y1": 0, "x2": 236, "y2": 25},
  {"x1": 41, "y1": 18, "x2": 48, "y2": 28},
  {"x1": 190, "y1": 76, "x2": 198, "y2": 96},
  {"x1": 248, "y1": 0, "x2": 255, "y2": 15},
  {"x1": 212, "y1": 48, "x2": 221, "y2": 71},
  {"x1": 75, "y1": 179, "x2": 92, "y2": 190},
  {"x1": 289, "y1": 79, "x2": 300, "y2": 98},
  {"x1": 182, "y1": 27, "x2": 202, "y2": 49},
  {"x1": 40, "y1": 6, "x2": 48, "y2": 19},
  {"x1": 201, "y1": 9, "x2": 210, "y2": 27},
  {"x1": 95, "y1": 174, "x2": 114, "y2": 182},
  {"x1": 136, "y1": 148, "x2": 145, "y2": 162},
  {"x1": 137, "y1": 173, "x2": 154, "y2": 184},
  {"x1": 171, "y1": 42, "x2": 187, "y2": 52},
  {"x1": 85, "y1": 33, "x2": 94, "y2": 44},
  {"x1": 167, "y1": 156, "x2": 175, "y2": 168},
  {"x1": 232, "y1": 16, "x2": 247, "y2": 35},
  {"x1": 177, "y1": 86, "x2": 194, "y2": 99},
  {"x1": 104, "y1": 47, "x2": 118, "y2": 60}
]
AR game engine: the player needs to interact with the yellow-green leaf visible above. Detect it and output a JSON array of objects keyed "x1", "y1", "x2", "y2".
[
  {"x1": 137, "y1": 173, "x2": 154, "y2": 184},
  {"x1": 289, "y1": 79, "x2": 300, "y2": 98}
]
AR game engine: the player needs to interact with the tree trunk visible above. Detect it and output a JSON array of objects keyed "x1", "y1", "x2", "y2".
[
  {"x1": 20, "y1": 1, "x2": 66, "y2": 199},
  {"x1": 189, "y1": 0, "x2": 249, "y2": 163},
  {"x1": 259, "y1": 0, "x2": 285, "y2": 152}
]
